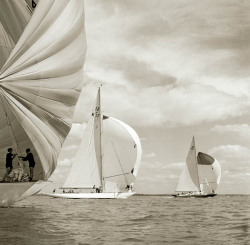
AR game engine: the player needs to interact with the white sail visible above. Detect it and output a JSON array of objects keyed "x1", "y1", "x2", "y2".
[
  {"x1": 62, "y1": 88, "x2": 142, "y2": 194},
  {"x1": 102, "y1": 116, "x2": 142, "y2": 192},
  {"x1": 197, "y1": 152, "x2": 221, "y2": 194},
  {"x1": 0, "y1": 0, "x2": 34, "y2": 69},
  {"x1": 63, "y1": 93, "x2": 102, "y2": 189},
  {"x1": 176, "y1": 137, "x2": 200, "y2": 192},
  {"x1": 0, "y1": 0, "x2": 86, "y2": 181}
]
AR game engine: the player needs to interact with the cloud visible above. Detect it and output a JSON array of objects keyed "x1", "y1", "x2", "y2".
[
  {"x1": 102, "y1": 56, "x2": 177, "y2": 89},
  {"x1": 211, "y1": 124, "x2": 250, "y2": 141},
  {"x1": 83, "y1": 0, "x2": 250, "y2": 128},
  {"x1": 207, "y1": 144, "x2": 250, "y2": 192},
  {"x1": 135, "y1": 160, "x2": 184, "y2": 193},
  {"x1": 67, "y1": 0, "x2": 250, "y2": 194},
  {"x1": 208, "y1": 144, "x2": 250, "y2": 162},
  {"x1": 67, "y1": 123, "x2": 86, "y2": 139},
  {"x1": 144, "y1": 152, "x2": 156, "y2": 158},
  {"x1": 57, "y1": 158, "x2": 74, "y2": 167}
]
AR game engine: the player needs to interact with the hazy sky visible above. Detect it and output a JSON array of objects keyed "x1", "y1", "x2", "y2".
[{"x1": 51, "y1": 0, "x2": 250, "y2": 194}]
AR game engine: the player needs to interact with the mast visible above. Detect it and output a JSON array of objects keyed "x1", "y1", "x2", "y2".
[
  {"x1": 193, "y1": 136, "x2": 201, "y2": 192},
  {"x1": 98, "y1": 87, "x2": 103, "y2": 190},
  {"x1": 94, "y1": 86, "x2": 103, "y2": 190}
]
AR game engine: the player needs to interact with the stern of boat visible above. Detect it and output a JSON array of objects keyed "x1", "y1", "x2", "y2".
[{"x1": 0, "y1": 181, "x2": 50, "y2": 207}]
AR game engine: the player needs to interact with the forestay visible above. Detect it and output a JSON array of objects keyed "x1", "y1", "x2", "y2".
[{"x1": 0, "y1": 0, "x2": 86, "y2": 180}]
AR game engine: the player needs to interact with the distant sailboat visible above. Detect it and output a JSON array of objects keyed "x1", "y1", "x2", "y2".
[
  {"x1": 173, "y1": 137, "x2": 221, "y2": 198},
  {"x1": 0, "y1": 0, "x2": 86, "y2": 206},
  {"x1": 48, "y1": 87, "x2": 142, "y2": 199}
]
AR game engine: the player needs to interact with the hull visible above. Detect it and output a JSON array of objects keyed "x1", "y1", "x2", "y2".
[
  {"x1": 0, "y1": 181, "x2": 50, "y2": 207},
  {"x1": 172, "y1": 193, "x2": 217, "y2": 198},
  {"x1": 46, "y1": 191, "x2": 135, "y2": 199}
]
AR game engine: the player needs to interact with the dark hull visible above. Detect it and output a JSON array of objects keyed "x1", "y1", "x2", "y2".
[{"x1": 172, "y1": 193, "x2": 217, "y2": 198}]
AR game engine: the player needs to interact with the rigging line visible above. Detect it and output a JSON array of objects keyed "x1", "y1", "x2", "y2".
[
  {"x1": 3, "y1": 83, "x2": 77, "y2": 105},
  {"x1": 200, "y1": 181, "x2": 216, "y2": 184},
  {"x1": 90, "y1": 118, "x2": 100, "y2": 183},
  {"x1": 1, "y1": 85, "x2": 68, "y2": 154},
  {"x1": 88, "y1": 119, "x2": 100, "y2": 183},
  {"x1": 0, "y1": 88, "x2": 21, "y2": 155},
  {"x1": 103, "y1": 172, "x2": 131, "y2": 179},
  {"x1": 204, "y1": 178, "x2": 213, "y2": 192},
  {"x1": 0, "y1": 45, "x2": 13, "y2": 49},
  {"x1": 110, "y1": 140, "x2": 129, "y2": 185}
]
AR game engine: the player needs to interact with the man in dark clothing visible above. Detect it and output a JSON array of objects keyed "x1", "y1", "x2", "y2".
[
  {"x1": 3, "y1": 148, "x2": 16, "y2": 181},
  {"x1": 20, "y1": 148, "x2": 35, "y2": 181}
]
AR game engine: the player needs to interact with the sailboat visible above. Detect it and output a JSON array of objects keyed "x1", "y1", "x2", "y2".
[
  {"x1": 48, "y1": 87, "x2": 142, "y2": 199},
  {"x1": 173, "y1": 137, "x2": 221, "y2": 198},
  {"x1": 0, "y1": 0, "x2": 86, "y2": 206}
]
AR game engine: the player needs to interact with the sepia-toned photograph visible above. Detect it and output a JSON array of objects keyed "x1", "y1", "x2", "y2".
[{"x1": 0, "y1": 0, "x2": 249, "y2": 244}]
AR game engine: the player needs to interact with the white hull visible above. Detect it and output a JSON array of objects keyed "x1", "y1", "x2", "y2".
[
  {"x1": 46, "y1": 191, "x2": 135, "y2": 199},
  {"x1": 0, "y1": 181, "x2": 50, "y2": 207}
]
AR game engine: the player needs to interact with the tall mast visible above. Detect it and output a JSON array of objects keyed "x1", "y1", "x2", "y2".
[
  {"x1": 98, "y1": 87, "x2": 103, "y2": 189},
  {"x1": 193, "y1": 136, "x2": 201, "y2": 192},
  {"x1": 94, "y1": 86, "x2": 103, "y2": 189}
]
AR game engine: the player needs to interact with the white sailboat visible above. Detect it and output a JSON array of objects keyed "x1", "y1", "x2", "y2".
[
  {"x1": 48, "y1": 87, "x2": 142, "y2": 199},
  {"x1": 173, "y1": 137, "x2": 221, "y2": 198},
  {"x1": 0, "y1": 0, "x2": 86, "y2": 206}
]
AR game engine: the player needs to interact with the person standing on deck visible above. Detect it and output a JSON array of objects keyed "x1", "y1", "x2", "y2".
[
  {"x1": 3, "y1": 148, "x2": 17, "y2": 181},
  {"x1": 20, "y1": 148, "x2": 35, "y2": 182}
]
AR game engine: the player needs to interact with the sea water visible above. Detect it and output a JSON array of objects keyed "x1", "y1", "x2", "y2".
[{"x1": 0, "y1": 195, "x2": 249, "y2": 244}]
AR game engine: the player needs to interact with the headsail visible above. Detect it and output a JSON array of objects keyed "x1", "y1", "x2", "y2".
[
  {"x1": 197, "y1": 152, "x2": 221, "y2": 194},
  {"x1": 102, "y1": 117, "x2": 142, "y2": 192},
  {"x1": 0, "y1": 0, "x2": 86, "y2": 180},
  {"x1": 176, "y1": 137, "x2": 200, "y2": 192}
]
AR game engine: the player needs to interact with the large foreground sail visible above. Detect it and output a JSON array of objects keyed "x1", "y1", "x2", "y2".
[{"x1": 0, "y1": 0, "x2": 86, "y2": 206}]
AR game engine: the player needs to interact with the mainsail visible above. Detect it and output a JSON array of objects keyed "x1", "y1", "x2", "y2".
[
  {"x1": 0, "y1": 0, "x2": 86, "y2": 181},
  {"x1": 176, "y1": 137, "x2": 200, "y2": 192},
  {"x1": 63, "y1": 93, "x2": 102, "y2": 189},
  {"x1": 63, "y1": 88, "x2": 142, "y2": 193}
]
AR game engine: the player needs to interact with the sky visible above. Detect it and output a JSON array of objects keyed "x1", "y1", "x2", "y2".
[{"x1": 50, "y1": 0, "x2": 250, "y2": 194}]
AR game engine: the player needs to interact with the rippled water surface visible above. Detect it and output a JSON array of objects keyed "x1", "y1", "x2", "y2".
[{"x1": 0, "y1": 195, "x2": 249, "y2": 244}]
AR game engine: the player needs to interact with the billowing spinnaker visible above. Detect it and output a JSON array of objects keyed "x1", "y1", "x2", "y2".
[
  {"x1": 0, "y1": 0, "x2": 34, "y2": 69},
  {"x1": 102, "y1": 116, "x2": 142, "y2": 192},
  {"x1": 197, "y1": 152, "x2": 221, "y2": 194},
  {"x1": 176, "y1": 137, "x2": 200, "y2": 192},
  {"x1": 0, "y1": 0, "x2": 86, "y2": 180}
]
